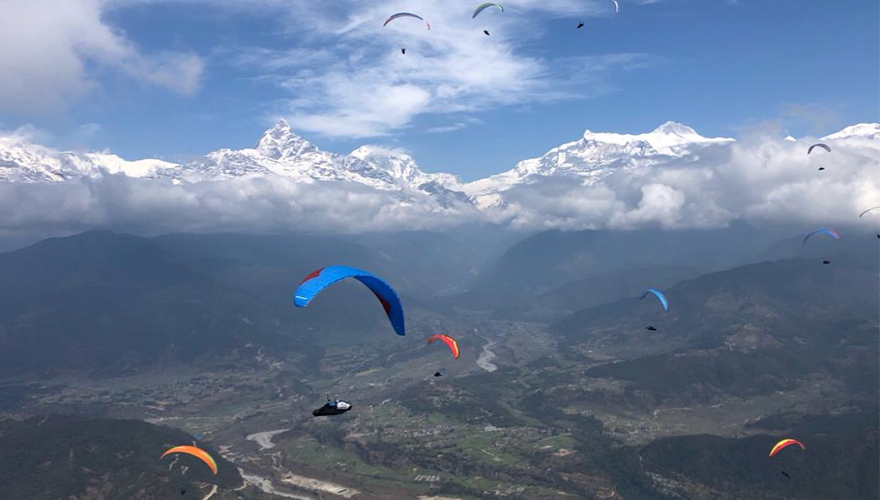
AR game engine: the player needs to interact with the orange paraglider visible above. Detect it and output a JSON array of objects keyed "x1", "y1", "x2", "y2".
[
  {"x1": 161, "y1": 445, "x2": 218, "y2": 474},
  {"x1": 768, "y1": 439, "x2": 805, "y2": 458},
  {"x1": 427, "y1": 334, "x2": 460, "y2": 359}
]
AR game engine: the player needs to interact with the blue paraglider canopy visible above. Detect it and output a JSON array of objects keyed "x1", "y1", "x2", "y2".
[
  {"x1": 294, "y1": 266, "x2": 406, "y2": 336},
  {"x1": 641, "y1": 288, "x2": 669, "y2": 312}
]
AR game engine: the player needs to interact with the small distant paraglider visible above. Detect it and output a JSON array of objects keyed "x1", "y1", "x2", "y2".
[
  {"x1": 769, "y1": 438, "x2": 805, "y2": 458},
  {"x1": 160, "y1": 446, "x2": 218, "y2": 475},
  {"x1": 781, "y1": 471, "x2": 791, "y2": 479},
  {"x1": 802, "y1": 229, "x2": 839, "y2": 265},
  {"x1": 641, "y1": 288, "x2": 669, "y2": 312},
  {"x1": 807, "y1": 143, "x2": 830, "y2": 170},
  {"x1": 401, "y1": 48, "x2": 406, "y2": 55},
  {"x1": 577, "y1": 21, "x2": 584, "y2": 28},
  {"x1": 483, "y1": 29, "x2": 491, "y2": 36},
  {"x1": 612, "y1": 0, "x2": 620, "y2": 14},
  {"x1": 802, "y1": 228, "x2": 840, "y2": 246},
  {"x1": 473, "y1": 2, "x2": 504, "y2": 18},
  {"x1": 807, "y1": 143, "x2": 831, "y2": 155},
  {"x1": 313, "y1": 397, "x2": 353, "y2": 417},
  {"x1": 383, "y1": 12, "x2": 431, "y2": 30},
  {"x1": 294, "y1": 266, "x2": 406, "y2": 336},
  {"x1": 859, "y1": 207, "x2": 880, "y2": 218},
  {"x1": 640, "y1": 289, "x2": 668, "y2": 331},
  {"x1": 864, "y1": 207, "x2": 880, "y2": 238},
  {"x1": 427, "y1": 334, "x2": 461, "y2": 359}
]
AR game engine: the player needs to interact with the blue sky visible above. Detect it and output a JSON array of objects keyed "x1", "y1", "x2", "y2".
[{"x1": 1, "y1": 0, "x2": 877, "y2": 181}]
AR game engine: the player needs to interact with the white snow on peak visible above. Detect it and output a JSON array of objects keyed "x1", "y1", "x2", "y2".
[
  {"x1": 0, "y1": 120, "x2": 875, "y2": 219},
  {"x1": 0, "y1": 134, "x2": 176, "y2": 182},
  {"x1": 464, "y1": 122, "x2": 734, "y2": 200},
  {"x1": 822, "y1": 123, "x2": 880, "y2": 141},
  {"x1": 579, "y1": 121, "x2": 733, "y2": 155},
  {"x1": 255, "y1": 119, "x2": 319, "y2": 161}
]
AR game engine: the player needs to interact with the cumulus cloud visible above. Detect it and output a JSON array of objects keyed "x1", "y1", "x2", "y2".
[
  {"x1": 480, "y1": 134, "x2": 880, "y2": 231},
  {"x1": 0, "y1": 122, "x2": 876, "y2": 237},
  {"x1": 0, "y1": 175, "x2": 479, "y2": 235},
  {"x1": 0, "y1": 0, "x2": 203, "y2": 115}
]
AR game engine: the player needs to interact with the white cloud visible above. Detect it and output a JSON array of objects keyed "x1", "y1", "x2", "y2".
[
  {"x1": 223, "y1": 0, "x2": 646, "y2": 138},
  {"x1": 0, "y1": 0, "x2": 203, "y2": 115},
  {"x1": 0, "y1": 174, "x2": 479, "y2": 235},
  {"x1": 479, "y1": 133, "x2": 880, "y2": 231},
  {"x1": 425, "y1": 122, "x2": 468, "y2": 133},
  {"x1": 0, "y1": 127, "x2": 877, "y2": 235}
]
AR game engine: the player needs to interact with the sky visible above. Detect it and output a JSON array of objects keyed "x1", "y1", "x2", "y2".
[{"x1": 0, "y1": 0, "x2": 877, "y2": 181}]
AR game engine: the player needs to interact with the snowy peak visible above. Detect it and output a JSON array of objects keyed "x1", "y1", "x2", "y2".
[
  {"x1": 466, "y1": 122, "x2": 734, "y2": 199},
  {"x1": 0, "y1": 133, "x2": 176, "y2": 182},
  {"x1": 349, "y1": 145, "x2": 417, "y2": 180},
  {"x1": 348, "y1": 145, "x2": 464, "y2": 193},
  {"x1": 1, "y1": 120, "x2": 875, "y2": 217},
  {"x1": 349, "y1": 145, "x2": 412, "y2": 163},
  {"x1": 651, "y1": 121, "x2": 699, "y2": 136},
  {"x1": 580, "y1": 121, "x2": 732, "y2": 154},
  {"x1": 823, "y1": 123, "x2": 880, "y2": 141},
  {"x1": 255, "y1": 119, "x2": 318, "y2": 160}
]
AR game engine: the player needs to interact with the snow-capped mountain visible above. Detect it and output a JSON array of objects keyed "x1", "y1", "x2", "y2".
[
  {"x1": 822, "y1": 123, "x2": 880, "y2": 142},
  {"x1": 0, "y1": 134, "x2": 176, "y2": 182},
  {"x1": 464, "y1": 121, "x2": 734, "y2": 209},
  {"x1": 0, "y1": 120, "x2": 876, "y2": 216},
  {"x1": 0, "y1": 120, "x2": 466, "y2": 201},
  {"x1": 161, "y1": 120, "x2": 466, "y2": 197}
]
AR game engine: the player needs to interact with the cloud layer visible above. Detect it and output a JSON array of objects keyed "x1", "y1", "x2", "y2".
[
  {"x1": 485, "y1": 133, "x2": 880, "y2": 231},
  {"x1": 0, "y1": 127, "x2": 877, "y2": 237},
  {"x1": 0, "y1": 174, "x2": 479, "y2": 235}
]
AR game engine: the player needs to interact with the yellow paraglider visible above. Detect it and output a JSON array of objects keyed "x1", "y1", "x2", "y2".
[{"x1": 768, "y1": 439, "x2": 805, "y2": 458}]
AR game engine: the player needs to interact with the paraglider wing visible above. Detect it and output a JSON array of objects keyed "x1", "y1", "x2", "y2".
[
  {"x1": 294, "y1": 266, "x2": 405, "y2": 336},
  {"x1": 612, "y1": 0, "x2": 619, "y2": 14},
  {"x1": 801, "y1": 228, "x2": 840, "y2": 246},
  {"x1": 640, "y1": 288, "x2": 669, "y2": 312},
  {"x1": 807, "y1": 143, "x2": 831, "y2": 155},
  {"x1": 161, "y1": 446, "x2": 218, "y2": 475},
  {"x1": 473, "y1": 2, "x2": 504, "y2": 18},
  {"x1": 383, "y1": 12, "x2": 430, "y2": 30},
  {"x1": 859, "y1": 207, "x2": 880, "y2": 218},
  {"x1": 769, "y1": 439, "x2": 805, "y2": 458},
  {"x1": 427, "y1": 334, "x2": 461, "y2": 359}
]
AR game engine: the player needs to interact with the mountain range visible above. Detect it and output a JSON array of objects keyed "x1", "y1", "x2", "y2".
[{"x1": 3, "y1": 120, "x2": 877, "y2": 213}]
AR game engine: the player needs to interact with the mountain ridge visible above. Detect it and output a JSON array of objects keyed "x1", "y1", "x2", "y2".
[{"x1": 3, "y1": 120, "x2": 876, "y2": 206}]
